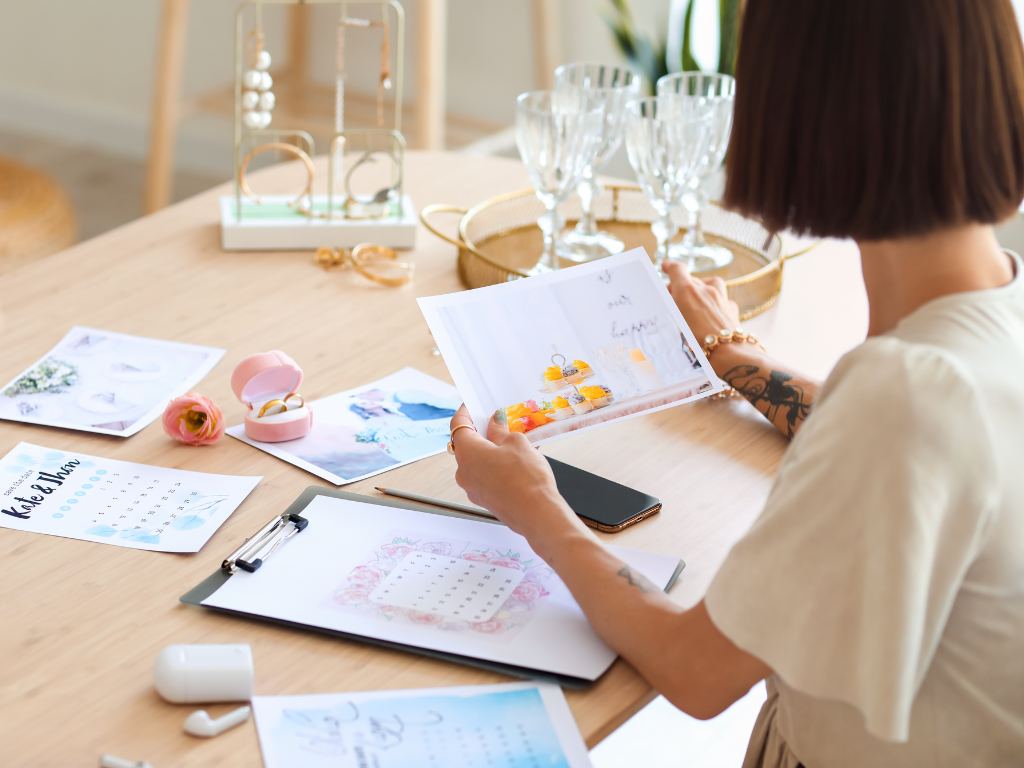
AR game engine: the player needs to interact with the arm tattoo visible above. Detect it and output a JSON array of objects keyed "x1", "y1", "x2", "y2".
[
  {"x1": 722, "y1": 365, "x2": 813, "y2": 438},
  {"x1": 617, "y1": 565, "x2": 657, "y2": 593}
]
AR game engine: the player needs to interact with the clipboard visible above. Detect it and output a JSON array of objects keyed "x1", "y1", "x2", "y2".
[{"x1": 182, "y1": 486, "x2": 685, "y2": 688}]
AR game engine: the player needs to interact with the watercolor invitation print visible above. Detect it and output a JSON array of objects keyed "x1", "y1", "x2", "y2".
[
  {"x1": 201, "y1": 494, "x2": 681, "y2": 681},
  {"x1": 228, "y1": 367, "x2": 459, "y2": 485},
  {"x1": 0, "y1": 326, "x2": 224, "y2": 437},
  {"x1": 418, "y1": 248, "x2": 724, "y2": 443},
  {"x1": 0, "y1": 442, "x2": 260, "y2": 552},
  {"x1": 252, "y1": 683, "x2": 593, "y2": 768}
]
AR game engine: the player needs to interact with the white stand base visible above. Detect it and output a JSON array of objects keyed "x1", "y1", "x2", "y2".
[{"x1": 219, "y1": 195, "x2": 418, "y2": 251}]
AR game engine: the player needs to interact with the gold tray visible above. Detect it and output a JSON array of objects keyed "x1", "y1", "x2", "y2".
[{"x1": 421, "y1": 183, "x2": 816, "y2": 320}]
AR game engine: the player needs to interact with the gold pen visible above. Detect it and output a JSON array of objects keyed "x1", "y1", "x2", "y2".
[{"x1": 373, "y1": 486, "x2": 498, "y2": 521}]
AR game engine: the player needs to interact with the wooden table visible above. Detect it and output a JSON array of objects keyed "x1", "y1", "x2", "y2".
[{"x1": 0, "y1": 151, "x2": 866, "y2": 766}]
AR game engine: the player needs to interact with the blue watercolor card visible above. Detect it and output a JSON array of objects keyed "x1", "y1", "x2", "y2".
[
  {"x1": 252, "y1": 683, "x2": 592, "y2": 768},
  {"x1": 227, "y1": 367, "x2": 459, "y2": 485}
]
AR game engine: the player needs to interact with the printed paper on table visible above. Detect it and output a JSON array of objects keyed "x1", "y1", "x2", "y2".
[
  {"x1": 0, "y1": 442, "x2": 260, "y2": 552},
  {"x1": 252, "y1": 683, "x2": 592, "y2": 768},
  {"x1": 201, "y1": 493, "x2": 681, "y2": 681},
  {"x1": 417, "y1": 248, "x2": 724, "y2": 444},
  {"x1": 227, "y1": 367, "x2": 459, "y2": 485},
  {"x1": 0, "y1": 327, "x2": 224, "y2": 437}
]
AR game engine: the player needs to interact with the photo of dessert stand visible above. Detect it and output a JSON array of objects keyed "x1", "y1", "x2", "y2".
[
  {"x1": 527, "y1": 379, "x2": 712, "y2": 442},
  {"x1": 503, "y1": 351, "x2": 712, "y2": 441}
]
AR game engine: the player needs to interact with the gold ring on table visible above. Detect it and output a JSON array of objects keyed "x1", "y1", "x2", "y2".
[
  {"x1": 238, "y1": 142, "x2": 315, "y2": 209},
  {"x1": 283, "y1": 392, "x2": 305, "y2": 409},
  {"x1": 314, "y1": 243, "x2": 414, "y2": 287},
  {"x1": 351, "y1": 242, "x2": 414, "y2": 287},
  {"x1": 446, "y1": 423, "x2": 477, "y2": 454},
  {"x1": 257, "y1": 398, "x2": 289, "y2": 418}
]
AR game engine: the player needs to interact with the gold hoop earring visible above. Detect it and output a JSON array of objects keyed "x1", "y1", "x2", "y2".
[{"x1": 238, "y1": 142, "x2": 315, "y2": 209}]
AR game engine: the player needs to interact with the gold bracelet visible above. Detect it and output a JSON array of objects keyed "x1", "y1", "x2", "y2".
[
  {"x1": 238, "y1": 142, "x2": 315, "y2": 209},
  {"x1": 702, "y1": 328, "x2": 763, "y2": 358},
  {"x1": 701, "y1": 328, "x2": 765, "y2": 399}
]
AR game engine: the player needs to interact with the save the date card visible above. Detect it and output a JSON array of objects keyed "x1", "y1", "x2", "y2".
[{"x1": 0, "y1": 442, "x2": 260, "y2": 552}]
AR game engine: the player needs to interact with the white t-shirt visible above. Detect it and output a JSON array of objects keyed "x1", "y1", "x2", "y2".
[{"x1": 705, "y1": 252, "x2": 1024, "y2": 767}]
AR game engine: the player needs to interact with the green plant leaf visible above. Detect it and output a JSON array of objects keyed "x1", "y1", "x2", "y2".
[
  {"x1": 681, "y1": 0, "x2": 699, "y2": 72},
  {"x1": 718, "y1": 0, "x2": 741, "y2": 77}
]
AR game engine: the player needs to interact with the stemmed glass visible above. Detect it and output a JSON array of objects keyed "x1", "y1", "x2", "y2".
[
  {"x1": 515, "y1": 90, "x2": 604, "y2": 275},
  {"x1": 553, "y1": 63, "x2": 641, "y2": 262},
  {"x1": 624, "y1": 95, "x2": 713, "y2": 270},
  {"x1": 657, "y1": 72, "x2": 736, "y2": 271}
]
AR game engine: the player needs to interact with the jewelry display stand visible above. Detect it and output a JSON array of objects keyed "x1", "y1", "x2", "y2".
[{"x1": 221, "y1": 0, "x2": 417, "y2": 251}]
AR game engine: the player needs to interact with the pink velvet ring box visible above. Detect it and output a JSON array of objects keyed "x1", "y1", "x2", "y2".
[{"x1": 231, "y1": 350, "x2": 313, "y2": 442}]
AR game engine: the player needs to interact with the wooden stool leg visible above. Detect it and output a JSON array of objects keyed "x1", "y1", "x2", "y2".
[
  {"x1": 415, "y1": 0, "x2": 446, "y2": 150},
  {"x1": 144, "y1": 0, "x2": 190, "y2": 214},
  {"x1": 531, "y1": 0, "x2": 560, "y2": 90}
]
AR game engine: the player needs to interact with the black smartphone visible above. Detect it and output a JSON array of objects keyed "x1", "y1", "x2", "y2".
[{"x1": 547, "y1": 457, "x2": 662, "y2": 533}]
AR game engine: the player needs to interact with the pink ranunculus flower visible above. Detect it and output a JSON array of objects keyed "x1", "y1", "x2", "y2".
[{"x1": 162, "y1": 393, "x2": 224, "y2": 445}]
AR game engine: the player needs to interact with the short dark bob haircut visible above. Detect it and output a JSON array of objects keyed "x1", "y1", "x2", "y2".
[{"x1": 724, "y1": 0, "x2": 1024, "y2": 240}]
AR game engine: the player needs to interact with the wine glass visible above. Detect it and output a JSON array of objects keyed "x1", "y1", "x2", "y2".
[
  {"x1": 624, "y1": 95, "x2": 713, "y2": 270},
  {"x1": 657, "y1": 72, "x2": 736, "y2": 271},
  {"x1": 553, "y1": 63, "x2": 642, "y2": 263},
  {"x1": 515, "y1": 90, "x2": 604, "y2": 275}
]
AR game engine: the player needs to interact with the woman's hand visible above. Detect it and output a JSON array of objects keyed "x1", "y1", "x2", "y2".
[
  {"x1": 449, "y1": 406, "x2": 588, "y2": 550},
  {"x1": 662, "y1": 261, "x2": 742, "y2": 346}
]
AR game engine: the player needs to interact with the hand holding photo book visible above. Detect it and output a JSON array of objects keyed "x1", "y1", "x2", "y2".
[{"x1": 417, "y1": 248, "x2": 724, "y2": 444}]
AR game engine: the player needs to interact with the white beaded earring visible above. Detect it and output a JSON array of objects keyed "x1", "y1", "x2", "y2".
[{"x1": 241, "y1": 11, "x2": 274, "y2": 131}]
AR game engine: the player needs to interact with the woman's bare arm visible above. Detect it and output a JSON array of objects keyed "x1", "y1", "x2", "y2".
[
  {"x1": 710, "y1": 344, "x2": 818, "y2": 438},
  {"x1": 663, "y1": 262, "x2": 820, "y2": 439},
  {"x1": 450, "y1": 409, "x2": 771, "y2": 719}
]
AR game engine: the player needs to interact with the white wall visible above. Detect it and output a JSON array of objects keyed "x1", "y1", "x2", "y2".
[{"x1": 0, "y1": 0, "x2": 673, "y2": 176}]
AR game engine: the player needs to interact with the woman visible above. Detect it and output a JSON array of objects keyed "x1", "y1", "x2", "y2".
[{"x1": 449, "y1": 1, "x2": 1024, "y2": 765}]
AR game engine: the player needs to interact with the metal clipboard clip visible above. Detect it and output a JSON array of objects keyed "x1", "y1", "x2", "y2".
[{"x1": 222, "y1": 512, "x2": 309, "y2": 574}]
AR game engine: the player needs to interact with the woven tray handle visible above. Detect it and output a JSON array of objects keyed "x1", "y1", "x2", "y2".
[{"x1": 419, "y1": 204, "x2": 469, "y2": 249}]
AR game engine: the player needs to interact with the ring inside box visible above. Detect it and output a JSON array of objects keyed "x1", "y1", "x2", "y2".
[
  {"x1": 250, "y1": 398, "x2": 308, "y2": 422},
  {"x1": 233, "y1": 350, "x2": 313, "y2": 442}
]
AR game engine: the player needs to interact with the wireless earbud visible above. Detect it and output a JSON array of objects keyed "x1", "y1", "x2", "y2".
[
  {"x1": 183, "y1": 705, "x2": 251, "y2": 738},
  {"x1": 99, "y1": 755, "x2": 153, "y2": 768}
]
